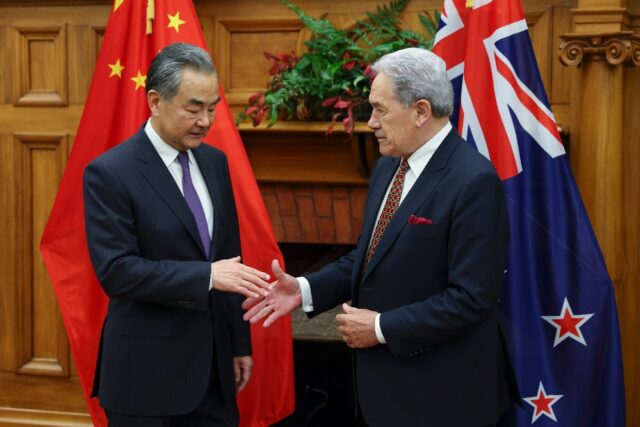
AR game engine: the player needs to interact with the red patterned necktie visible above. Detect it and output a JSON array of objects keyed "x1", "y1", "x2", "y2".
[{"x1": 363, "y1": 159, "x2": 409, "y2": 272}]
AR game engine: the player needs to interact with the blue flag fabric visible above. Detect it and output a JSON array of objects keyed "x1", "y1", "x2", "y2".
[{"x1": 433, "y1": 0, "x2": 626, "y2": 425}]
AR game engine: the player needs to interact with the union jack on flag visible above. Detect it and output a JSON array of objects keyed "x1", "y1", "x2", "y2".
[{"x1": 434, "y1": 0, "x2": 626, "y2": 425}]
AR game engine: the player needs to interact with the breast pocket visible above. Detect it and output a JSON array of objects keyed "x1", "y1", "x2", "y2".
[{"x1": 400, "y1": 223, "x2": 440, "y2": 237}]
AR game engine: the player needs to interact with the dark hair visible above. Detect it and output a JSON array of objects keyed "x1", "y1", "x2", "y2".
[{"x1": 146, "y1": 42, "x2": 216, "y2": 100}]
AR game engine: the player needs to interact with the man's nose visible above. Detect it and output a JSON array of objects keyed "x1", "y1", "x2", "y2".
[
  {"x1": 197, "y1": 110, "x2": 213, "y2": 127},
  {"x1": 368, "y1": 112, "x2": 379, "y2": 129}
]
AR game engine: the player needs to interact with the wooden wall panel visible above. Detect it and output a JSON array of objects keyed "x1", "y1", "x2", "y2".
[
  {"x1": 14, "y1": 134, "x2": 70, "y2": 377},
  {"x1": 212, "y1": 19, "x2": 303, "y2": 107},
  {"x1": 13, "y1": 25, "x2": 68, "y2": 106}
]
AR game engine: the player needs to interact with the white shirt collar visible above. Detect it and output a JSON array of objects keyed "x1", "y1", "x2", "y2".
[
  {"x1": 406, "y1": 121, "x2": 452, "y2": 177},
  {"x1": 145, "y1": 120, "x2": 193, "y2": 166}
]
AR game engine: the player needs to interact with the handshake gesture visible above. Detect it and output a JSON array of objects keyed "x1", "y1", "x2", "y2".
[
  {"x1": 242, "y1": 260, "x2": 302, "y2": 326},
  {"x1": 243, "y1": 260, "x2": 380, "y2": 349}
]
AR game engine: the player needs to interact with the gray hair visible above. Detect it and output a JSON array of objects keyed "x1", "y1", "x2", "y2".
[
  {"x1": 372, "y1": 47, "x2": 453, "y2": 118},
  {"x1": 146, "y1": 42, "x2": 216, "y2": 100}
]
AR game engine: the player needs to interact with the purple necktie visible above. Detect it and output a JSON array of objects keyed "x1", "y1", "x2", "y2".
[{"x1": 177, "y1": 151, "x2": 211, "y2": 258}]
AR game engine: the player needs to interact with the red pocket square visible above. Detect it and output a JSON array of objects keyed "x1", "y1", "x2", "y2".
[{"x1": 408, "y1": 214, "x2": 432, "y2": 224}]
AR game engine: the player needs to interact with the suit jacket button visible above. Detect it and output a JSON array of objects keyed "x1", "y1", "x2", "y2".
[{"x1": 205, "y1": 310, "x2": 211, "y2": 317}]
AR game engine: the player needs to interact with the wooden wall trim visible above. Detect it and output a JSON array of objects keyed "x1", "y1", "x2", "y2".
[
  {"x1": 571, "y1": 7, "x2": 633, "y2": 31},
  {"x1": 0, "y1": 407, "x2": 91, "y2": 427}
]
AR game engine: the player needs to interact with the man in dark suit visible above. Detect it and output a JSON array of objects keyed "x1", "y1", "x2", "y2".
[
  {"x1": 244, "y1": 48, "x2": 518, "y2": 426},
  {"x1": 83, "y1": 43, "x2": 271, "y2": 426}
]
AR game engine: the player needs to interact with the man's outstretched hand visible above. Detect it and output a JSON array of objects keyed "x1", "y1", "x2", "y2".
[{"x1": 242, "y1": 259, "x2": 302, "y2": 327}]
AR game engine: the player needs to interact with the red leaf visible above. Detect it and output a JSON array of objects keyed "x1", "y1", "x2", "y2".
[
  {"x1": 253, "y1": 107, "x2": 266, "y2": 126},
  {"x1": 248, "y1": 92, "x2": 262, "y2": 104},
  {"x1": 245, "y1": 106, "x2": 258, "y2": 115},
  {"x1": 322, "y1": 97, "x2": 338, "y2": 107},
  {"x1": 342, "y1": 117, "x2": 354, "y2": 134},
  {"x1": 334, "y1": 98, "x2": 351, "y2": 109},
  {"x1": 263, "y1": 51, "x2": 279, "y2": 61},
  {"x1": 343, "y1": 61, "x2": 356, "y2": 71}
]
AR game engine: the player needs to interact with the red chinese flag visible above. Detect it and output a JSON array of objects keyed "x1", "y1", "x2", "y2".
[{"x1": 39, "y1": 1, "x2": 294, "y2": 425}]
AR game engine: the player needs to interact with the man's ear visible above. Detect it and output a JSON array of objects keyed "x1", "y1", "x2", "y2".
[
  {"x1": 415, "y1": 99, "x2": 431, "y2": 127},
  {"x1": 147, "y1": 90, "x2": 162, "y2": 116}
]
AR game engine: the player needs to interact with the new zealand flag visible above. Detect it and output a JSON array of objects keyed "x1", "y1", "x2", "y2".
[{"x1": 433, "y1": 0, "x2": 626, "y2": 425}]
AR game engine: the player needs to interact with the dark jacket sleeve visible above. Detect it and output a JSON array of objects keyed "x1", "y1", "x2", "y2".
[{"x1": 305, "y1": 249, "x2": 357, "y2": 316}]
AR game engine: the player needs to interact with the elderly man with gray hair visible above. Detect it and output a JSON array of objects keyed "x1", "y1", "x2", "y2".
[{"x1": 244, "y1": 47, "x2": 519, "y2": 426}]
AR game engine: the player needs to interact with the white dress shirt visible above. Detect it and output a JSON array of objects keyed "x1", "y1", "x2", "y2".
[
  {"x1": 299, "y1": 122, "x2": 453, "y2": 343},
  {"x1": 145, "y1": 120, "x2": 215, "y2": 289}
]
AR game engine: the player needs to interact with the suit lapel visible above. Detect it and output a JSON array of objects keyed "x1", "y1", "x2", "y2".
[
  {"x1": 192, "y1": 147, "x2": 221, "y2": 260},
  {"x1": 134, "y1": 129, "x2": 208, "y2": 258},
  {"x1": 351, "y1": 158, "x2": 399, "y2": 286},
  {"x1": 361, "y1": 130, "x2": 461, "y2": 281}
]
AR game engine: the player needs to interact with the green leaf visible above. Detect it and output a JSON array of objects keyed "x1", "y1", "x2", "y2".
[{"x1": 296, "y1": 56, "x2": 311, "y2": 70}]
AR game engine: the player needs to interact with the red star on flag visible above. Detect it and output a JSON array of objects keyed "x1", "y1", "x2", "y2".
[
  {"x1": 523, "y1": 381, "x2": 563, "y2": 423},
  {"x1": 541, "y1": 297, "x2": 594, "y2": 347}
]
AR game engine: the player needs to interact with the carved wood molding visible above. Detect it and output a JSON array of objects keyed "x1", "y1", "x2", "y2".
[{"x1": 559, "y1": 31, "x2": 640, "y2": 66}]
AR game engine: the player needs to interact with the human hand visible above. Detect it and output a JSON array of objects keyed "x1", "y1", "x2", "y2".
[
  {"x1": 242, "y1": 259, "x2": 302, "y2": 327},
  {"x1": 211, "y1": 256, "x2": 271, "y2": 299},
  {"x1": 233, "y1": 355, "x2": 253, "y2": 392},
  {"x1": 336, "y1": 303, "x2": 379, "y2": 349}
]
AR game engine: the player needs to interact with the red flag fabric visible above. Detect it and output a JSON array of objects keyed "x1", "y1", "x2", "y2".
[{"x1": 39, "y1": 1, "x2": 294, "y2": 425}]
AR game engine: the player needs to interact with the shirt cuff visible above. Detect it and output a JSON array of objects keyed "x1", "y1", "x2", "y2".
[
  {"x1": 208, "y1": 269, "x2": 213, "y2": 291},
  {"x1": 298, "y1": 276, "x2": 314, "y2": 312},
  {"x1": 375, "y1": 313, "x2": 386, "y2": 344}
]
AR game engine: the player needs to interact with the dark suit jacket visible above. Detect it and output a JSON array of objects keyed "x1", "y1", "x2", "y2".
[
  {"x1": 307, "y1": 129, "x2": 518, "y2": 427},
  {"x1": 83, "y1": 126, "x2": 250, "y2": 416}
]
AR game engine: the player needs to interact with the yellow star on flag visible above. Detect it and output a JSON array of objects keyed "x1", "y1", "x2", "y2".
[
  {"x1": 167, "y1": 12, "x2": 186, "y2": 33},
  {"x1": 113, "y1": 0, "x2": 125, "y2": 12},
  {"x1": 108, "y1": 59, "x2": 124, "y2": 78},
  {"x1": 130, "y1": 70, "x2": 147, "y2": 90}
]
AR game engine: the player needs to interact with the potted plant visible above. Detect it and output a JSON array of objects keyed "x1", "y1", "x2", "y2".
[{"x1": 236, "y1": 0, "x2": 439, "y2": 135}]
